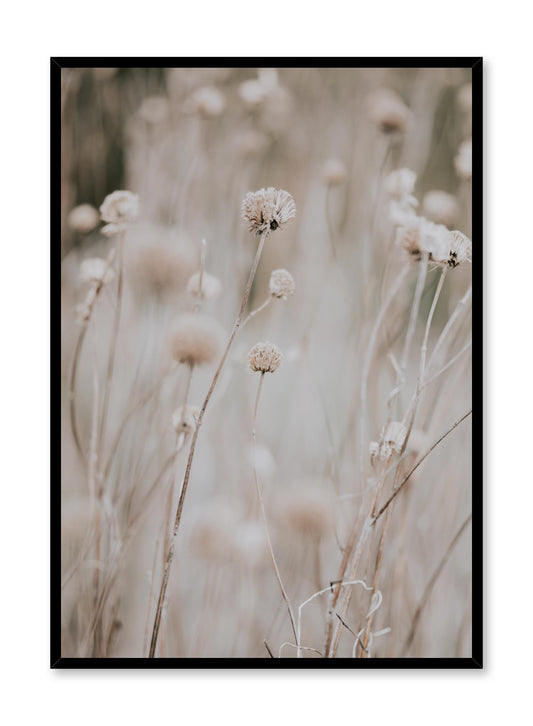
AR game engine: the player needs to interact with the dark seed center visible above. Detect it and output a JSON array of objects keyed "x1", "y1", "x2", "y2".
[{"x1": 270, "y1": 220, "x2": 279, "y2": 230}]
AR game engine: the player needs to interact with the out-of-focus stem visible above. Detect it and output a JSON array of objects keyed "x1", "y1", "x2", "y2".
[{"x1": 148, "y1": 229, "x2": 269, "y2": 658}]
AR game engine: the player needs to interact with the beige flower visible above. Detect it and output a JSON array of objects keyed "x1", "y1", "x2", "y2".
[
  {"x1": 241, "y1": 187, "x2": 296, "y2": 235},
  {"x1": 186, "y1": 271, "x2": 222, "y2": 301},
  {"x1": 248, "y1": 341, "x2": 283, "y2": 373},
  {"x1": 170, "y1": 313, "x2": 225, "y2": 366},
  {"x1": 68, "y1": 204, "x2": 100, "y2": 234},
  {"x1": 321, "y1": 158, "x2": 347, "y2": 186},
  {"x1": 269, "y1": 269, "x2": 295, "y2": 299},
  {"x1": 99, "y1": 190, "x2": 139, "y2": 224},
  {"x1": 369, "y1": 89, "x2": 411, "y2": 134}
]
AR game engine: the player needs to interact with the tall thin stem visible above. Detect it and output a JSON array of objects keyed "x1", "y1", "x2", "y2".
[
  {"x1": 98, "y1": 232, "x2": 125, "y2": 466},
  {"x1": 252, "y1": 372, "x2": 298, "y2": 645},
  {"x1": 148, "y1": 230, "x2": 269, "y2": 658}
]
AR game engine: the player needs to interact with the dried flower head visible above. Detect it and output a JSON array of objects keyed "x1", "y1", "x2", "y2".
[
  {"x1": 186, "y1": 271, "x2": 223, "y2": 301},
  {"x1": 101, "y1": 223, "x2": 128, "y2": 237},
  {"x1": 439, "y1": 230, "x2": 472, "y2": 268},
  {"x1": 369, "y1": 89, "x2": 411, "y2": 134},
  {"x1": 79, "y1": 258, "x2": 115, "y2": 285},
  {"x1": 455, "y1": 138, "x2": 472, "y2": 180},
  {"x1": 370, "y1": 421, "x2": 407, "y2": 464},
  {"x1": 99, "y1": 190, "x2": 139, "y2": 225},
  {"x1": 385, "y1": 168, "x2": 417, "y2": 200},
  {"x1": 239, "y1": 79, "x2": 268, "y2": 107},
  {"x1": 241, "y1": 187, "x2": 296, "y2": 235},
  {"x1": 170, "y1": 313, "x2": 224, "y2": 366},
  {"x1": 171, "y1": 404, "x2": 200, "y2": 435},
  {"x1": 321, "y1": 158, "x2": 348, "y2": 186},
  {"x1": 422, "y1": 190, "x2": 459, "y2": 227},
  {"x1": 68, "y1": 204, "x2": 100, "y2": 234},
  {"x1": 269, "y1": 269, "x2": 295, "y2": 299},
  {"x1": 395, "y1": 216, "x2": 450, "y2": 262},
  {"x1": 248, "y1": 341, "x2": 283, "y2": 373},
  {"x1": 189, "y1": 86, "x2": 226, "y2": 117}
]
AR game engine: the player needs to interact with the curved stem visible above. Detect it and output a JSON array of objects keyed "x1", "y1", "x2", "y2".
[
  {"x1": 69, "y1": 325, "x2": 88, "y2": 463},
  {"x1": 241, "y1": 296, "x2": 272, "y2": 329},
  {"x1": 148, "y1": 230, "x2": 269, "y2": 658}
]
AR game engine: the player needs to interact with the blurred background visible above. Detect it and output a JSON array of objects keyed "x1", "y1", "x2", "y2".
[{"x1": 61, "y1": 65, "x2": 472, "y2": 658}]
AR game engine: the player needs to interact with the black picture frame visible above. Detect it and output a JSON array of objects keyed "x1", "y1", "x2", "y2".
[{"x1": 52, "y1": 57, "x2": 482, "y2": 669}]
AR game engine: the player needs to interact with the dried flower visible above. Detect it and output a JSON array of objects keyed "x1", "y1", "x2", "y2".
[
  {"x1": 189, "y1": 86, "x2": 226, "y2": 117},
  {"x1": 99, "y1": 190, "x2": 139, "y2": 225},
  {"x1": 439, "y1": 230, "x2": 472, "y2": 268},
  {"x1": 170, "y1": 313, "x2": 225, "y2": 366},
  {"x1": 395, "y1": 216, "x2": 450, "y2": 262},
  {"x1": 248, "y1": 341, "x2": 283, "y2": 373},
  {"x1": 385, "y1": 168, "x2": 417, "y2": 200},
  {"x1": 239, "y1": 79, "x2": 268, "y2": 107},
  {"x1": 321, "y1": 158, "x2": 347, "y2": 186},
  {"x1": 79, "y1": 258, "x2": 115, "y2": 285},
  {"x1": 101, "y1": 223, "x2": 128, "y2": 237},
  {"x1": 369, "y1": 89, "x2": 411, "y2": 134},
  {"x1": 422, "y1": 190, "x2": 459, "y2": 227},
  {"x1": 171, "y1": 404, "x2": 200, "y2": 435},
  {"x1": 269, "y1": 269, "x2": 295, "y2": 299},
  {"x1": 186, "y1": 271, "x2": 223, "y2": 301},
  {"x1": 455, "y1": 138, "x2": 472, "y2": 180},
  {"x1": 370, "y1": 421, "x2": 407, "y2": 464},
  {"x1": 68, "y1": 204, "x2": 100, "y2": 234},
  {"x1": 241, "y1": 187, "x2": 296, "y2": 235}
]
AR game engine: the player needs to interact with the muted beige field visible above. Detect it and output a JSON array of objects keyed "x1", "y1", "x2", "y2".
[{"x1": 61, "y1": 66, "x2": 472, "y2": 658}]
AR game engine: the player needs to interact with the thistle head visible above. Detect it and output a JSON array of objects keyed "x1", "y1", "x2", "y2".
[
  {"x1": 170, "y1": 313, "x2": 224, "y2": 366},
  {"x1": 247, "y1": 341, "x2": 283, "y2": 373},
  {"x1": 241, "y1": 187, "x2": 296, "y2": 236}
]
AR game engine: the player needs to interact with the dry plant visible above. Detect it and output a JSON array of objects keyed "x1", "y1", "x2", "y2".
[{"x1": 61, "y1": 66, "x2": 473, "y2": 659}]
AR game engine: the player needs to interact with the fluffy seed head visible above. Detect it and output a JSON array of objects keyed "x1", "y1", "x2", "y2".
[
  {"x1": 369, "y1": 89, "x2": 410, "y2": 134},
  {"x1": 186, "y1": 271, "x2": 223, "y2": 301},
  {"x1": 241, "y1": 187, "x2": 296, "y2": 235},
  {"x1": 282, "y1": 489, "x2": 333, "y2": 539},
  {"x1": 422, "y1": 190, "x2": 459, "y2": 227},
  {"x1": 269, "y1": 269, "x2": 295, "y2": 299},
  {"x1": 248, "y1": 341, "x2": 283, "y2": 373},
  {"x1": 170, "y1": 313, "x2": 224, "y2": 366},
  {"x1": 99, "y1": 190, "x2": 139, "y2": 225},
  {"x1": 171, "y1": 404, "x2": 200, "y2": 435},
  {"x1": 68, "y1": 204, "x2": 100, "y2": 234},
  {"x1": 321, "y1": 158, "x2": 348, "y2": 186},
  {"x1": 79, "y1": 258, "x2": 115, "y2": 285}
]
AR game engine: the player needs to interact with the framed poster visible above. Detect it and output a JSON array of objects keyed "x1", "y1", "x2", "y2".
[{"x1": 52, "y1": 58, "x2": 481, "y2": 667}]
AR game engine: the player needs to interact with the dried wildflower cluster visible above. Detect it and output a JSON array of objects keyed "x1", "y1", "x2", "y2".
[
  {"x1": 370, "y1": 421, "x2": 407, "y2": 465},
  {"x1": 269, "y1": 269, "x2": 295, "y2": 299},
  {"x1": 396, "y1": 217, "x2": 472, "y2": 267},
  {"x1": 241, "y1": 187, "x2": 296, "y2": 235},
  {"x1": 99, "y1": 190, "x2": 139, "y2": 236},
  {"x1": 170, "y1": 313, "x2": 224, "y2": 366},
  {"x1": 248, "y1": 342, "x2": 283, "y2": 373}
]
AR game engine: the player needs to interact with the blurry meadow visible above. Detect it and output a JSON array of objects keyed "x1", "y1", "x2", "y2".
[{"x1": 60, "y1": 65, "x2": 473, "y2": 659}]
